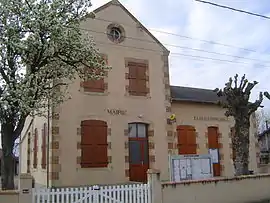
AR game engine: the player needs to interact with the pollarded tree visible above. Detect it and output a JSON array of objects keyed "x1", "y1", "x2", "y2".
[
  {"x1": 214, "y1": 74, "x2": 263, "y2": 176},
  {"x1": 0, "y1": 0, "x2": 109, "y2": 189}
]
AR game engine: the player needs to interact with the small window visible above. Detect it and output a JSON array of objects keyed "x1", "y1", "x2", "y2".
[
  {"x1": 128, "y1": 123, "x2": 147, "y2": 138},
  {"x1": 128, "y1": 124, "x2": 137, "y2": 138},
  {"x1": 137, "y1": 124, "x2": 146, "y2": 137},
  {"x1": 110, "y1": 27, "x2": 122, "y2": 41},
  {"x1": 107, "y1": 24, "x2": 125, "y2": 43}
]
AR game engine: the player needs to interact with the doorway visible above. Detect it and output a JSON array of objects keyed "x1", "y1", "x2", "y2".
[
  {"x1": 208, "y1": 126, "x2": 221, "y2": 176},
  {"x1": 128, "y1": 123, "x2": 149, "y2": 183}
]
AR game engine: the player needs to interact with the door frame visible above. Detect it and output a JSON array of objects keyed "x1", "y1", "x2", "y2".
[
  {"x1": 207, "y1": 126, "x2": 221, "y2": 176},
  {"x1": 128, "y1": 122, "x2": 149, "y2": 182}
]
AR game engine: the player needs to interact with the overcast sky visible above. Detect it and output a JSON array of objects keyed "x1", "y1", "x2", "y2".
[{"x1": 91, "y1": 0, "x2": 270, "y2": 109}]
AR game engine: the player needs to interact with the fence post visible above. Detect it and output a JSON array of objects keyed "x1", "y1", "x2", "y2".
[
  {"x1": 147, "y1": 169, "x2": 162, "y2": 203},
  {"x1": 19, "y1": 173, "x2": 33, "y2": 203}
]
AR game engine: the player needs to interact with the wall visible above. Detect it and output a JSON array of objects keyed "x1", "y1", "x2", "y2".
[
  {"x1": 52, "y1": 2, "x2": 170, "y2": 187},
  {"x1": 171, "y1": 102, "x2": 259, "y2": 176},
  {"x1": 20, "y1": 113, "x2": 52, "y2": 188},
  {"x1": 0, "y1": 191, "x2": 19, "y2": 203},
  {"x1": 162, "y1": 175, "x2": 270, "y2": 203},
  {"x1": 148, "y1": 169, "x2": 270, "y2": 203},
  {"x1": 0, "y1": 174, "x2": 33, "y2": 203},
  {"x1": 258, "y1": 164, "x2": 270, "y2": 174}
]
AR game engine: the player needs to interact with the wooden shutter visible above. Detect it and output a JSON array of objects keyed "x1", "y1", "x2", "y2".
[
  {"x1": 41, "y1": 123, "x2": 47, "y2": 169},
  {"x1": 33, "y1": 128, "x2": 38, "y2": 168},
  {"x1": 128, "y1": 62, "x2": 148, "y2": 96},
  {"x1": 81, "y1": 56, "x2": 107, "y2": 93},
  {"x1": 80, "y1": 120, "x2": 108, "y2": 168},
  {"x1": 27, "y1": 133, "x2": 31, "y2": 173},
  {"x1": 177, "y1": 126, "x2": 197, "y2": 155},
  {"x1": 186, "y1": 127, "x2": 197, "y2": 154}
]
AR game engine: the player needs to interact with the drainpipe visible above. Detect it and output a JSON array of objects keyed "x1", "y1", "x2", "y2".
[
  {"x1": 46, "y1": 100, "x2": 50, "y2": 188},
  {"x1": 19, "y1": 134, "x2": 22, "y2": 190}
]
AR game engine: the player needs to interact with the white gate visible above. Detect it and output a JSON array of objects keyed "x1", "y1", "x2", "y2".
[{"x1": 33, "y1": 183, "x2": 151, "y2": 203}]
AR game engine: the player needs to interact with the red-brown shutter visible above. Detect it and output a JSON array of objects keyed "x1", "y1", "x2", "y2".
[
  {"x1": 41, "y1": 123, "x2": 47, "y2": 169},
  {"x1": 27, "y1": 133, "x2": 31, "y2": 173},
  {"x1": 82, "y1": 78, "x2": 105, "y2": 93},
  {"x1": 33, "y1": 128, "x2": 38, "y2": 168},
  {"x1": 81, "y1": 56, "x2": 107, "y2": 93},
  {"x1": 128, "y1": 63, "x2": 137, "y2": 95},
  {"x1": 177, "y1": 126, "x2": 197, "y2": 155},
  {"x1": 80, "y1": 120, "x2": 108, "y2": 168},
  {"x1": 128, "y1": 62, "x2": 148, "y2": 96}
]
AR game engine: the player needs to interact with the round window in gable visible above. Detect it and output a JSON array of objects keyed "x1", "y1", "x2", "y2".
[{"x1": 107, "y1": 24, "x2": 125, "y2": 43}]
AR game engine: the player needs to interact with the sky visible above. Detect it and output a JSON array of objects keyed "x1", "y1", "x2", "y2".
[{"x1": 90, "y1": 0, "x2": 270, "y2": 109}]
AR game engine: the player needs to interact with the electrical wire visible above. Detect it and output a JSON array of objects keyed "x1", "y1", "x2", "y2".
[
  {"x1": 93, "y1": 41, "x2": 269, "y2": 92},
  {"x1": 94, "y1": 40, "x2": 270, "y2": 69},
  {"x1": 79, "y1": 28, "x2": 270, "y2": 64},
  {"x1": 194, "y1": 0, "x2": 270, "y2": 20},
  {"x1": 92, "y1": 17, "x2": 258, "y2": 53}
]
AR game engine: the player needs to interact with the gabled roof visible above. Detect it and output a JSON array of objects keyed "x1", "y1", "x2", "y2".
[
  {"x1": 92, "y1": 0, "x2": 169, "y2": 54},
  {"x1": 170, "y1": 85, "x2": 225, "y2": 104}
]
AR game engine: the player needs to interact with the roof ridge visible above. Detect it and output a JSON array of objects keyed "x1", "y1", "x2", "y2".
[{"x1": 171, "y1": 85, "x2": 216, "y2": 92}]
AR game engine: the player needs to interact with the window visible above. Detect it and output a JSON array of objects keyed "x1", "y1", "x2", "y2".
[
  {"x1": 127, "y1": 62, "x2": 148, "y2": 96},
  {"x1": 177, "y1": 125, "x2": 197, "y2": 155},
  {"x1": 80, "y1": 55, "x2": 107, "y2": 93},
  {"x1": 41, "y1": 123, "x2": 47, "y2": 169},
  {"x1": 107, "y1": 24, "x2": 125, "y2": 43},
  {"x1": 109, "y1": 27, "x2": 122, "y2": 41},
  {"x1": 33, "y1": 128, "x2": 38, "y2": 169},
  {"x1": 128, "y1": 123, "x2": 147, "y2": 138},
  {"x1": 80, "y1": 120, "x2": 108, "y2": 168}
]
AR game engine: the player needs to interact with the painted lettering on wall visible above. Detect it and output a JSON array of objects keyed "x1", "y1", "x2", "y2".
[
  {"x1": 107, "y1": 108, "x2": 127, "y2": 115},
  {"x1": 193, "y1": 116, "x2": 229, "y2": 122}
]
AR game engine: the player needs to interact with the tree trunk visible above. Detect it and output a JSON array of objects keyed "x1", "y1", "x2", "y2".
[
  {"x1": 233, "y1": 117, "x2": 250, "y2": 176},
  {"x1": 1, "y1": 125, "x2": 15, "y2": 190}
]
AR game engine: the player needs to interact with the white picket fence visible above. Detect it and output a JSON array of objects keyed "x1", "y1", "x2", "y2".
[{"x1": 32, "y1": 183, "x2": 151, "y2": 203}]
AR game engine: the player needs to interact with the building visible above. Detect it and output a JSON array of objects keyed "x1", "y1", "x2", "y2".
[
  {"x1": 257, "y1": 128, "x2": 270, "y2": 165},
  {"x1": 170, "y1": 86, "x2": 258, "y2": 176},
  {"x1": 20, "y1": 0, "x2": 259, "y2": 188}
]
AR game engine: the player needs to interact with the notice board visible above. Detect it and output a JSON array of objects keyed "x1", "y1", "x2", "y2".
[{"x1": 169, "y1": 154, "x2": 213, "y2": 182}]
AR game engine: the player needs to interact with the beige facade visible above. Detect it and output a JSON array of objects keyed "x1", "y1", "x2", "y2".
[
  {"x1": 170, "y1": 101, "x2": 258, "y2": 177},
  {"x1": 20, "y1": 0, "x2": 259, "y2": 188}
]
